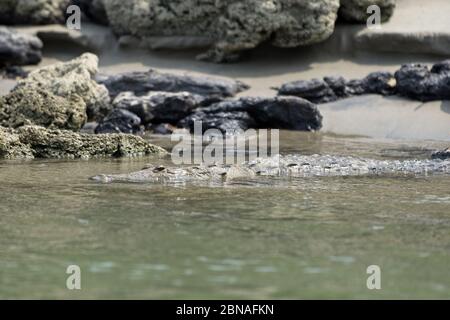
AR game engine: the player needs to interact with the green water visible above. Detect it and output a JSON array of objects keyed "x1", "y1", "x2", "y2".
[{"x1": 1, "y1": 132, "x2": 449, "y2": 299}]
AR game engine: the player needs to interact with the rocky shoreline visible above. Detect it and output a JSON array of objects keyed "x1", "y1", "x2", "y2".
[
  {"x1": 1, "y1": 51, "x2": 450, "y2": 160},
  {"x1": 1, "y1": 0, "x2": 449, "y2": 161},
  {"x1": 0, "y1": 52, "x2": 324, "y2": 158}
]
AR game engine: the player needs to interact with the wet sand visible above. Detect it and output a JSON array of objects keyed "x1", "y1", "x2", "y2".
[
  {"x1": 357, "y1": 0, "x2": 450, "y2": 56},
  {"x1": 0, "y1": 79, "x2": 16, "y2": 95}
]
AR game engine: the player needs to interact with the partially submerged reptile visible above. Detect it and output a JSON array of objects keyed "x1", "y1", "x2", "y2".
[{"x1": 91, "y1": 155, "x2": 450, "y2": 184}]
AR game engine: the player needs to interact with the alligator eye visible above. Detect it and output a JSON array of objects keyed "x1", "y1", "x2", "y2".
[
  {"x1": 153, "y1": 166, "x2": 166, "y2": 173},
  {"x1": 287, "y1": 163, "x2": 298, "y2": 167}
]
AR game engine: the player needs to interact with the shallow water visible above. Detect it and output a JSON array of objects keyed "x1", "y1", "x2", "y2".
[{"x1": 1, "y1": 132, "x2": 449, "y2": 299}]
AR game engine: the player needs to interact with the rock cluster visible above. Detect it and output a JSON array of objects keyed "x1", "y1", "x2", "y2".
[
  {"x1": 278, "y1": 60, "x2": 450, "y2": 104},
  {"x1": 95, "y1": 72, "x2": 323, "y2": 135},
  {"x1": 0, "y1": 53, "x2": 165, "y2": 159},
  {"x1": 0, "y1": 51, "x2": 323, "y2": 159},
  {"x1": 179, "y1": 96, "x2": 322, "y2": 134},
  {"x1": 95, "y1": 91, "x2": 207, "y2": 134}
]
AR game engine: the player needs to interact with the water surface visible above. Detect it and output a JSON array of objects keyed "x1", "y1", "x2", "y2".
[{"x1": 1, "y1": 132, "x2": 449, "y2": 299}]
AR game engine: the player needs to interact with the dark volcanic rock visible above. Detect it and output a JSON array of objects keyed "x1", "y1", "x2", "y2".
[
  {"x1": 113, "y1": 91, "x2": 208, "y2": 126},
  {"x1": 431, "y1": 61, "x2": 450, "y2": 74},
  {"x1": 0, "y1": 27, "x2": 43, "y2": 67},
  {"x1": 344, "y1": 79, "x2": 366, "y2": 96},
  {"x1": 432, "y1": 148, "x2": 450, "y2": 160},
  {"x1": 278, "y1": 78, "x2": 338, "y2": 104},
  {"x1": 96, "y1": 69, "x2": 250, "y2": 99},
  {"x1": 395, "y1": 61, "x2": 450, "y2": 102},
  {"x1": 71, "y1": 0, "x2": 109, "y2": 25},
  {"x1": 278, "y1": 72, "x2": 397, "y2": 103},
  {"x1": 179, "y1": 96, "x2": 322, "y2": 134},
  {"x1": 324, "y1": 76, "x2": 347, "y2": 97},
  {"x1": 361, "y1": 72, "x2": 397, "y2": 96},
  {"x1": 247, "y1": 97, "x2": 322, "y2": 131},
  {"x1": 95, "y1": 108, "x2": 142, "y2": 134}
]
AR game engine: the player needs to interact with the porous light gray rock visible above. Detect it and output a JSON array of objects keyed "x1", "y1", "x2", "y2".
[
  {"x1": 0, "y1": 125, "x2": 166, "y2": 159},
  {"x1": 0, "y1": 27, "x2": 43, "y2": 67},
  {"x1": 0, "y1": 53, "x2": 111, "y2": 130},
  {"x1": 0, "y1": 0, "x2": 70, "y2": 25},
  {"x1": 102, "y1": 0, "x2": 340, "y2": 62},
  {"x1": 0, "y1": 126, "x2": 33, "y2": 159},
  {"x1": 339, "y1": 0, "x2": 396, "y2": 23},
  {"x1": 96, "y1": 69, "x2": 249, "y2": 99},
  {"x1": 0, "y1": 86, "x2": 87, "y2": 131},
  {"x1": 179, "y1": 96, "x2": 322, "y2": 133}
]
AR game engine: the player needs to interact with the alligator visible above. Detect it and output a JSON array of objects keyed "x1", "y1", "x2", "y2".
[{"x1": 90, "y1": 154, "x2": 450, "y2": 184}]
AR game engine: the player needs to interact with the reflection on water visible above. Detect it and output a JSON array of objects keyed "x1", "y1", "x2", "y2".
[{"x1": 0, "y1": 132, "x2": 449, "y2": 299}]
